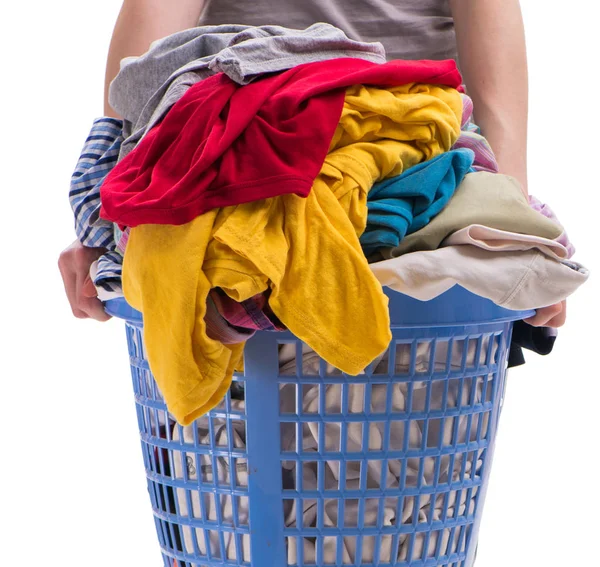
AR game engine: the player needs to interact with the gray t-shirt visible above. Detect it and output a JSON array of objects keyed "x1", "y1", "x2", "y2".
[{"x1": 198, "y1": 0, "x2": 457, "y2": 62}]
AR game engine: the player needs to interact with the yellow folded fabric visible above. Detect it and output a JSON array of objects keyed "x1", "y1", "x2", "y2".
[
  {"x1": 123, "y1": 214, "x2": 246, "y2": 424},
  {"x1": 123, "y1": 83, "x2": 462, "y2": 425}
]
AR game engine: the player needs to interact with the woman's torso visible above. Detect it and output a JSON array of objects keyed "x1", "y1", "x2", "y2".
[{"x1": 199, "y1": 0, "x2": 457, "y2": 62}]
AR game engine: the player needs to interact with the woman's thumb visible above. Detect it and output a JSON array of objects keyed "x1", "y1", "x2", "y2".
[{"x1": 82, "y1": 274, "x2": 98, "y2": 298}]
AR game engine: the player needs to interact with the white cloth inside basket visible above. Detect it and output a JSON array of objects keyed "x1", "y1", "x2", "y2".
[{"x1": 170, "y1": 337, "x2": 498, "y2": 565}]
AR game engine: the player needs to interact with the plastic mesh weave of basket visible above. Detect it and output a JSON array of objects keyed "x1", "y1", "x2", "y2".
[{"x1": 104, "y1": 286, "x2": 531, "y2": 567}]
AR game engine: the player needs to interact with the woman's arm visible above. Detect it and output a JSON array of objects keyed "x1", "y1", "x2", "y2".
[
  {"x1": 450, "y1": 0, "x2": 529, "y2": 195},
  {"x1": 451, "y1": 0, "x2": 566, "y2": 327},
  {"x1": 104, "y1": 0, "x2": 206, "y2": 117},
  {"x1": 59, "y1": 0, "x2": 207, "y2": 322}
]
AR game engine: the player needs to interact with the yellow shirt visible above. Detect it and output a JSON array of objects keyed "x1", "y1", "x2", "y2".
[{"x1": 123, "y1": 83, "x2": 462, "y2": 425}]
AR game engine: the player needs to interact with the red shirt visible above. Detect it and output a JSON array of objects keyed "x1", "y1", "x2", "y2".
[{"x1": 100, "y1": 58, "x2": 462, "y2": 227}]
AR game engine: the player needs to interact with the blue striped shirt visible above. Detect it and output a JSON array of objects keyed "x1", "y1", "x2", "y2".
[{"x1": 69, "y1": 118, "x2": 124, "y2": 292}]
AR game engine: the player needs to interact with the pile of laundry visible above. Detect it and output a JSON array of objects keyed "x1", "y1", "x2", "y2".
[{"x1": 70, "y1": 23, "x2": 588, "y2": 427}]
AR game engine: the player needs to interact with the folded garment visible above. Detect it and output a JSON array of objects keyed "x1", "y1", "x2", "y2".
[
  {"x1": 109, "y1": 23, "x2": 386, "y2": 156},
  {"x1": 370, "y1": 245, "x2": 588, "y2": 311},
  {"x1": 444, "y1": 224, "x2": 570, "y2": 261},
  {"x1": 122, "y1": 82, "x2": 462, "y2": 425},
  {"x1": 372, "y1": 219, "x2": 578, "y2": 370},
  {"x1": 100, "y1": 58, "x2": 463, "y2": 228},
  {"x1": 454, "y1": 95, "x2": 575, "y2": 255},
  {"x1": 360, "y1": 148, "x2": 474, "y2": 254},
  {"x1": 453, "y1": 93, "x2": 499, "y2": 174},
  {"x1": 209, "y1": 288, "x2": 285, "y2": 332},
  {"x1": 379, "y1": 172, "x2": 563, "y2": 258}
]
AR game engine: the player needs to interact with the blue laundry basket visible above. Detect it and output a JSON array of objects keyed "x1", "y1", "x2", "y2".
[{"x1": 105, "y1": 287, "x2": 532, "y2": 567}]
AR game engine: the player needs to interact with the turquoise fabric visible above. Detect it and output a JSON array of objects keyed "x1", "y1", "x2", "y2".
[{"x1": 361, "y1": 148, "x2": 474, "y2": 255}]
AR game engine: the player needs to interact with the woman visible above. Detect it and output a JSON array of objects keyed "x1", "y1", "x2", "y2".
[{"x1": 58, "y1": 0, "x2": 566, "y2": 327}]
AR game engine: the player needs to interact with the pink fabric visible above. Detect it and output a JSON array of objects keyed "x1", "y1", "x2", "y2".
[
  {"x1": 460, "y1": 91, "x2": 473, "y2": 128},
  {"x1": 453, "y1": 93, "x2": 499, "y2": 174},
  {"x1": 204, "y1": 295, "x2": 254, "y2": 344},
  {"x1": 116, "y1": 228, "x2": 128, "y2": 254},
  {"x1": 443, "y1": 224, "x2": 570, "y2": 261},
  {"x1": 209, "y1": 288, "x2": 286, "y2": 332},
  {"x1": 528, "y1": 195, "x2": 575, "y2": 258}
]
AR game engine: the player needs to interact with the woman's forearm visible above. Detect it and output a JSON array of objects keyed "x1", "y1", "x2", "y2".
[
  {"x1": 450, "y1": 0, "x2": 529, "y2": 195},
  {"x1": 104, "y1": 0, "x2": 206, "y2": 118}
]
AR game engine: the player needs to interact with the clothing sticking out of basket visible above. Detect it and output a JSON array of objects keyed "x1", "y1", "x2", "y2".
[
  {"x1": 100, "y1": 59, "x2": 468, "y2": 426},
  {"x1": 71, "y1": 113, "x2": 577, "y2": 372},
  {"x1": 71, "y1": 103, "x2": 575, "y2": 306},
  {"x1": 111, "y1": 163, "x2": 585, "y2": 426},
  {"x1": 69, "y1": 27, "x2": 588, "y2": 427}
]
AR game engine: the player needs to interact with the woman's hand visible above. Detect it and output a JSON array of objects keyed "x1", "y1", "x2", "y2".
[
  {"x1": 58, "y1": 239, "x2": 112, "y2": 321},
  {"x1": 524, "y1": 300, "x2": 567, "y2": 327}
]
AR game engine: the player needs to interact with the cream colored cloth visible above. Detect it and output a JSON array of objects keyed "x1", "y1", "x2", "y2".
[
  {"x1": 370, "y1": 245, "x2": 588, "y2": 310},
  {"x1": 444, "y1": 224, "x2": 570, "y2": 261},
  {"x1": 380, "y1": 172, "x2": 563, "y2": 258}
]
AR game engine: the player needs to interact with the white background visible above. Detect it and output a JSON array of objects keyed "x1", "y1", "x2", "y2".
[{"x1": 0, "y1": 0, "x2": 597, "y2": 565}]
